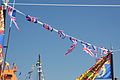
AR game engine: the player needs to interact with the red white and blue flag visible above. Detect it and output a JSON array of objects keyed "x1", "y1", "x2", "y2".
[
  {"x1": 26, "y1": 15, "x2": 40, "y2": 23},
  {"x1": 43, "y1": 23, "x2": 53, "y2": 31},
  {"x1": 100, "y1": 47, "x2": 109, "y2": 57},
  {"x1": 81, "y1": 41, "x2": 95, "y2": 57},
  {"x1": 64, "y1": 37, "x2": 77, "y2": 56},
  {"x1": 8, "y1": 7, "x2": 20, "y2": 31},
  {"x1": 92, "y1": 45, "x2": 98, "y2": 57},
  {"x1": 58, "y1": 30, "x2": 66, "y2": 39}
]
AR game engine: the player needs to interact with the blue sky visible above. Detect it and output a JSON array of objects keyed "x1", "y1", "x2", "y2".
[{"x1": 1, "y1": 0, "x2": 120, "y2": 80}]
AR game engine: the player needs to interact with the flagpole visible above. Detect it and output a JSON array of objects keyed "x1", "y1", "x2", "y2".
[
  {"x1": 2, "y1": 2, "x2": 12, "y2": 71},
  {"x1": 2, "y1": 1, "x2": 7, "y2": 71},
  {"x1": 38, "y1": 54, "x2": 41, "y2": 80},
  {"x1": 110, "y1": 52, "x2": 114, "y2": 80},
  {"x1": 110, "y1": 43, "x2": 114, "y2": 80}
]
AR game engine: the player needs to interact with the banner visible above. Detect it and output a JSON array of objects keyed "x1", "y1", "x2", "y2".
[
  {"x1": 0, "y1": 34, "x2": 4, "y2": 64},
  {"x1": 0, "y1": 6, "x2": 4, "y2": 64},
  {"x1": 0, "y1": 6, "x2": 4, "y2": 34},
  {"x1": 96, "y1": 57, "x2": 112, "y2": 79},
  {"x1": 76, "y1": 53, "x2": 111, "y2": 80}
]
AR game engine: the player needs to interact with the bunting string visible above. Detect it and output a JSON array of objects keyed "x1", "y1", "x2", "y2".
[{"x1": 7, "y1": 5, "x2": 111, "y2": 57}]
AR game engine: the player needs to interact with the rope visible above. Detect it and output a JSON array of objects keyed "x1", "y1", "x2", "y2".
[
  {"x1": 7, "y1": 5, "x2": 26, "y2": 16},
  {"x1": 7, "y1": 5, "x2": 112, "y2": 52},
  {"x1": 8, "y1": 5, "x2": 83, "y2": 42},
  {"x1": 113, "y1": 49, "x2": 120, "y2": 52},
  {"x1": 8, "y1": 3, "x2": 120, "y2": 7}
]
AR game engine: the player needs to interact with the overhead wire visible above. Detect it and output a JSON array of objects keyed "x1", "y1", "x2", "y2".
[
  {"x1": 113, "y1": 49, "x2": 120, "y2": 52},
  {"x1": 8, "y1": 3, "x2": 120, "y2": 7}
]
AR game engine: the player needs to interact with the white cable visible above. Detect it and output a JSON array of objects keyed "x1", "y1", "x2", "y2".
[
  {"x1": 12, "y1": 0, "x2": 16, "y2": 8},
  {"x1": 6, "y1": 5, "x2": 93, "y2": 46},
  {"x1": 8, "y1": 3, "x2": 120, "y2": 7},
  {"x1": 113, "y1": 49, "x2": 120, "y2": 52},
  {"x1": 37, "y1": 21, "x2": 43, "y2": 25},
  {"x1": 8, "y1": 5, "x2": 26, "y2": 16}
]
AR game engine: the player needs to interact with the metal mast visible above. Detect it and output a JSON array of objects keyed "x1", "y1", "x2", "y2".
[
  {"x1": 36, "y1": 54, "x2": 45, "y2": 80},
  {"x1": 2, "y1": 0, "x2": 11, "y2": 71},
  {"x1": 110, "y1": 52, "x2": 114, "y2": 80},
  {"x1": 38, "y1": 54, "x2": 41, "y2": 80},
  {"x1": 110, "y1": 45, "x2": 114, "y2": 80}
]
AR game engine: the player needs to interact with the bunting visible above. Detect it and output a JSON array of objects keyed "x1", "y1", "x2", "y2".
[
  {"x1": 7, "y1": 5, "x2": 111, "y2": 57},
  {"x1": 76, "y1": 53, "x2": 111, "y2": 80},
  {"x1": 92, "y1": 45, "x2": 98, "y2": 54},
  {"x1": 100, "y1": 47, "x2": 109, "y2": 57},
  {"x1": 58, "y1": 30, "x2": 66, "y2": 39},
  {"x1": 0, "y1": 6, "x2": 4, "y2": 34},
  {"x1": 64, "y1": 37, "x2": 77, "y2": 56},
  {"x1": 8, "y1": 6, "x2": 20, "y2": 31},
  {"x1": 43, "y1": 23, "x2": 53, "y2": 31},
  {"x1": 81, "y1": 41, "x2": 95, "y2": 57},
  {"x1": 26, "y1": 15, "x2": 40, "y2": 23},
  {"x1": 92, "y1": 45, "x2": 98, "y2": 57}
]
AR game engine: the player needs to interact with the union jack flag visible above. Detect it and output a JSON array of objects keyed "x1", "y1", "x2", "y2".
[
  {"x1": 70, "y1": 37, "x2": 77, "y2": 46},
  {"x1": 100, "y1": 47, "x2": 109, "y2": 57},
  {"x1": 81, "y1": 41, "x2": 95, "y2": 57},
  {"x1": 58, "y1": 30, "x2": 66, "y2": 39},
  {"x1": 64, "y1": 37, "x2": 77, "y2": 56},
  {"x1": 26, "y1": 15, "x2": 39, "y2": 23},
  {"x1": 92, "y1": 45, "x2": 98, "y2": 57},
  {"x1": 43, "y1": 23, "x2": 53, "y2": 31},
  {"x1": 8, "y1": 7, "x2": 19, "y2": 31}
]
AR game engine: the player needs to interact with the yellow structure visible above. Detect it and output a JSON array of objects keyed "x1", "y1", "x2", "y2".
[
  {"x1": 76, "y1": 53, "x2": 111, "y2": 80},
  {"x1": 0, "y1": 63, "x2": 18, "y2": 80}
]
